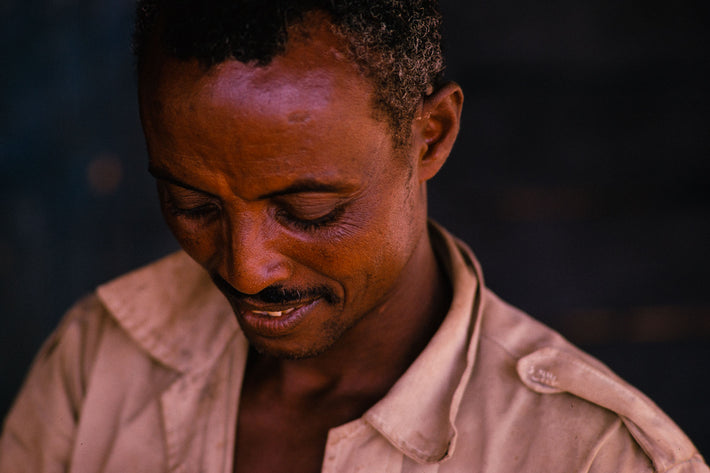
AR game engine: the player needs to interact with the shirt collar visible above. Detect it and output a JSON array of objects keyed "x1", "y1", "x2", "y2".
[
  {"x1": 97, "y1": 251, "x2": 239, "y2": 374},
  {"x1": 363, "y1": 221, "x2": 484, "y2": 463}
]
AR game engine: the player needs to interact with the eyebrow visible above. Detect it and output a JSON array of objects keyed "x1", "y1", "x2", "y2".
[
  {"x1": 148, "y1": 166, "x2": 213, "y2": 195},
  {"x1": 149, "y1": 165, "x2": 355, "y2": 200},
  {"x1": 257, "y1": 180, "x2": 355, "y2": 200}
]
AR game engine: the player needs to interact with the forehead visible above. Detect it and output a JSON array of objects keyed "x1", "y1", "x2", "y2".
[
  {"x1": 139, "y1": 15, "x2": 373, "y2": 117},
  {"x1": 138, "y1": 18, "x2": 399, "y2": 193}
]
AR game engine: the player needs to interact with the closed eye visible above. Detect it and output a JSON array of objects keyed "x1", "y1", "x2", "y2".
[
  {"x1": 165, "y1": 201, "x2": 221, "y2": 220},
  {"x1": 276, "y1": 205, "x2": 345, "y2": 232}
]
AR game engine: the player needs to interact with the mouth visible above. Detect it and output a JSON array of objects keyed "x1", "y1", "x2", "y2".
[
  {"x1": 233, "y1": 297, "x2": 322, "y2": 338},
  {"x1": 210, "y1": 275, "x2": 335, "y2": 338},
  {"x1": 242, "y1": 304, "x2": 307, "y2": 318},
  {"x1": 250, "y1": 305, "x2": 303, "y2": 318}
]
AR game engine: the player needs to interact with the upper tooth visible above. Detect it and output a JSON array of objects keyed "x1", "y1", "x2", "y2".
[{"x1": 255, "y1": 307, "x2": 299, "y2": 318}]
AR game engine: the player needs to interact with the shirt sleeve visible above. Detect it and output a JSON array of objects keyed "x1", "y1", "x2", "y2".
[
  {"x1": 0, "y1": 295, "x2": 107, "y2": 473},
  {"x1": 588, "y1": 419, "x2": 710, "y2": 473}
]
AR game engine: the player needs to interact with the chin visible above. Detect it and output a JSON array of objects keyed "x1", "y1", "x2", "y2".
[
  {"x1": 248, "y1": 338, "x2": 336, "y2": 360},
  {"x1": 246, "y1": 318, "x2": 349, "y2": 360}
]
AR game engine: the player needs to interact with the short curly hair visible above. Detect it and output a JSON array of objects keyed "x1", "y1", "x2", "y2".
[{"x1": 133, "y1": 0, "x2": 445, "y2": 146}]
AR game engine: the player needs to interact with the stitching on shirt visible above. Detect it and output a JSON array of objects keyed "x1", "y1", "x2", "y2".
[
  {"x1": 527, "y1": 366, "x2": 558, "y2": 388},
  {"x1": 478, "y1": 332, "x2": 521, "y2": 363}
]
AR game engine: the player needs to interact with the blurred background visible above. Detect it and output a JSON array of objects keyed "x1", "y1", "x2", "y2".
[{"x1": 2, "y1": 0, "x2": 708, "y2": 456}]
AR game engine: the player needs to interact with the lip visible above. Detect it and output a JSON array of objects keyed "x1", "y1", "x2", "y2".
[{"x1": 233, "y1": 297, "x2": 321, "y2": 338}]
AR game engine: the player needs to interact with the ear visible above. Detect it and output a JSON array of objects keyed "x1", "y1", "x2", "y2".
[{"x1": 411, "y1": 82, "x2": 463, "y2": 183}]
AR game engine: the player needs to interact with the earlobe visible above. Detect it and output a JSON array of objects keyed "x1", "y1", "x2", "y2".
[{"x1": 413, "y1": 82, "x2": 463, "y2": 183}]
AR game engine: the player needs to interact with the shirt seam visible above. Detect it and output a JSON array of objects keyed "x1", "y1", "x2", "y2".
[
  {"x1": 478, "y1": 331, "x2": 524, "y2": 363},
  {"x1": 660, "y1": 455, "x2": 708, "y2": 473}
]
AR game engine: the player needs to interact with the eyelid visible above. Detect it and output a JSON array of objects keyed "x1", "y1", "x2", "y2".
[
  {"x1": 276, "y1": 204, "x2": 345, "y2": 232},
  {"x1": 167, "y1": 203, "x2": 220, "y2": 220},
  {"x1": 275, "y1": 195, "x2": 346, "y2": 220}
]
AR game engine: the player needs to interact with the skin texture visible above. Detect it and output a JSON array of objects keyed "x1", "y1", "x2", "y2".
[{"x1": 138, "y1": 14, "x2": 463, "y2": 473}]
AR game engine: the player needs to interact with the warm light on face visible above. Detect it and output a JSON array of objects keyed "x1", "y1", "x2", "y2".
[{"x1": 138, "y1": 21, "x2": 431, "y2": 359}]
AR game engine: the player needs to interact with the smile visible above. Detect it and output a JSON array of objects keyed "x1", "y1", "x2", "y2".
[
  {"x1": 234, "y1": 298, "x2": 323, "y2": 338},
  {"x1": 251, "y1": 305, "x2": 303, "y2": 318}
]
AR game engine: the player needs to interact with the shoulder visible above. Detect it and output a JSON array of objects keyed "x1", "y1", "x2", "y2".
[
  {"x1": 454, "y1": 289, "x2": 707, "y2": 472},
  {"x1": 95, "y1": 251, "x2": 235, "y2": 368},
  {"x1": 8, "y1": 251, "x2": 195, "y2": 401},
  {"x1": 0, "y1": 292, "x2": 117, "y2": 470},
  {"x1": 20, "y1": 249, "x2": 228, "y2": 388}
]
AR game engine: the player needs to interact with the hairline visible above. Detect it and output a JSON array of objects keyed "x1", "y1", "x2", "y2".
[{"x1": 135, "y1": 8, "x2": 421, "y2": 150}]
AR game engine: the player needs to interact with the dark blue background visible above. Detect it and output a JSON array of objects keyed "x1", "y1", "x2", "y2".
[{"x1": 2, "y1": 0, "x2": 708, "y2": 456}]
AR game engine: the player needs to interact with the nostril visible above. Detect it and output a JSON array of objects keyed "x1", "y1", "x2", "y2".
[
  {"x1": 217, "y1": 251, "x2": 292, "y2": 297},
  {"x1": 218, "y1": 212, "x2": 292, "y2": 295}
]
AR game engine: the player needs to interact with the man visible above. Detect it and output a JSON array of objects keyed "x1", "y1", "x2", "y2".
[{"x1": 0, "y1": 1, "x2": 707, "y2": 472}]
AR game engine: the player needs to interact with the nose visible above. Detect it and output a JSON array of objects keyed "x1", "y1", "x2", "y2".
[{"x1": 217, "y1": 212, "x2": 291, "y2": 295}]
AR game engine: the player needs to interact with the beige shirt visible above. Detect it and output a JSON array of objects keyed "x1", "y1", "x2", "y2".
[{"x1": 1, "y1": 224, "x2": 707, "y2": 473}]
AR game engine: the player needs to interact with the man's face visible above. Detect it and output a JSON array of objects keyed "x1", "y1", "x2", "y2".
[{"x1": 138, "y1": 22, "x2": 431, "y2": 359}]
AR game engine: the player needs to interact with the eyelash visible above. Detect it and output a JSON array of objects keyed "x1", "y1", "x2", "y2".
[
  {"x1": 277, "y1": 205, "x2": 345, "y2": 232},
  {"x1": 167, "y1": 199, "x2": 345, "y2": 232},
  {"x1": 166, "y1": 201, "x2": 220, "y2": 220}
]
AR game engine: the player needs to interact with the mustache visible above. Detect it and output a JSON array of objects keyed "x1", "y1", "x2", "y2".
[{"x1": 211, "y1": 274, "x2": 341, "y2": 305}]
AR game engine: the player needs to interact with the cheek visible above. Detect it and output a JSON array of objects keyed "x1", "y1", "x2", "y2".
[
  {"x1": 291, "y1": 203, "x2": 415, "y2": 287},
  {"x1": 161, "y1": 210, "x2": 220, "y2": 267}
]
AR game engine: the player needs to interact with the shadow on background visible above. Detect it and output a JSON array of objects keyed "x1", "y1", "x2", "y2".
[{"x1": 2, "y1": 0, "x2": 708, "y2": 456}]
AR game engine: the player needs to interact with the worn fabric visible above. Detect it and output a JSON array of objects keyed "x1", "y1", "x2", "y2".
[{"x1": 1, "y1": 224, "x2": 707, "y2": 472}]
